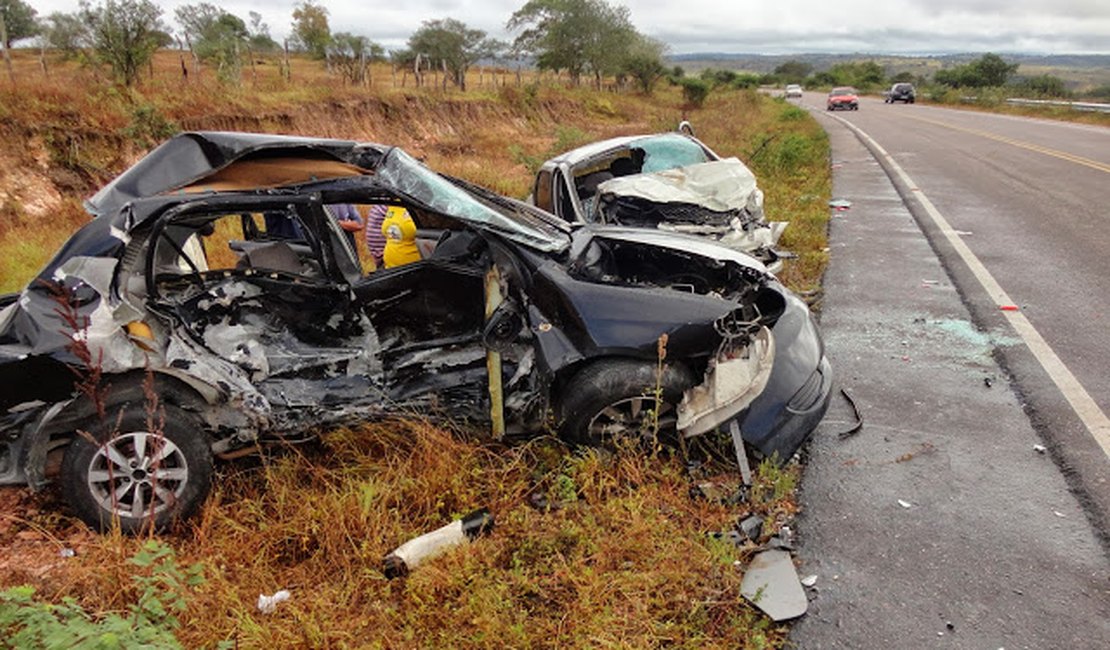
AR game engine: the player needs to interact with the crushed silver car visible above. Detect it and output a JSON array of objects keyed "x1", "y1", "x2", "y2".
[{"x1": 531, "y1": 132, "x2": 789, "y2": 272}]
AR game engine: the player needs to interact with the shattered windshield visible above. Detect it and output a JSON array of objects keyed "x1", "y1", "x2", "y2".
[
  {"x1": 377, "y1": 148, "x2": 568, "y2": 252},
  {"x1": 632, "y1": 134, "x2": 714, "y2": 173}
]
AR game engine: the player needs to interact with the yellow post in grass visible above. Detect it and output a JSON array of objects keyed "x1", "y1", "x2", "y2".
[{"x1": 485, "y1": 265, "x2": 505, "y2": 439}]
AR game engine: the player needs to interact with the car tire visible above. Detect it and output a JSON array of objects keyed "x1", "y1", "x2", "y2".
[
  {"x1": 62, "y1": 405, "x2": 213, "y2": 533},
  {"x1": 558, "y1": 359, "x2": 696, "y2": 448}
]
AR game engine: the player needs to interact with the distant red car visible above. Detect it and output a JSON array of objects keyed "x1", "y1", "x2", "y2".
[{"x1": 827, "y1": 87, "x2": 859, "y2": 111}]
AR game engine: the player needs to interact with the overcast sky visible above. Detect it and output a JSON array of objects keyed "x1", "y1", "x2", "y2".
[{"x1": 27, "y1": 0, "x2": 1110, "y2": 55}]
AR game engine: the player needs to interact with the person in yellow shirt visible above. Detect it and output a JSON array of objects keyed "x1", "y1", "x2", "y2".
[{"x1": 381, "y1": 206, "x2": 421, "y2": 268}]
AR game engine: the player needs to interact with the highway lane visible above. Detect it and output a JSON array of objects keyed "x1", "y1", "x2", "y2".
[{"x1": 799, "y1": 91, "x2": 1110, "y2": 529}]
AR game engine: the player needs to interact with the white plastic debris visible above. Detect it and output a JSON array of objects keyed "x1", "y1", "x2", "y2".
[
  {"x1": 257, "y1": 590, "x2": 291, "y2": 614},
  {"x1": 740, "y1": 549, "x2": 808, "y2": 621},
  {"x1": 801, "y1": 574, "x2": 818, "y2": 587},
  {"x1": 383, "y1": 509, "x2": 494, "y2": 579},
  {"x1": 59, "y1": 548, "x2": 75, "y2": 558},
  {"x1": 1053, "y1": 511, "x2": 1066, "y2": 518},
  {"x1": 897, "y1": 499, "x2": 913, "y2": 509},
  {"x1": 1033, "y1": 444, "x2": 1047, "y2": 454}
]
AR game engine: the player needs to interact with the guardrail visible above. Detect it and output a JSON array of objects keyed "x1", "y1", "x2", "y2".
[{"x1": 1005, "y1": 98, "x2": 1110, "y2": 113}]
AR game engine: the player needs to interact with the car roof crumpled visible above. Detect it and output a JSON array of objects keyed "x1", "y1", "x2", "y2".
[{"x1": 85, "y1": 132, "x2": 374, "y2": 218}]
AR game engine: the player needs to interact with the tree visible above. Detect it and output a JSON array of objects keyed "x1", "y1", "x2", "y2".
[
  {"x1": 1014, "y1": 74, "x2": 1070, "y2": 99},
  {"x1": 508, "y1": 0, "x2": 612, "y2": 84},
  {"x1": 823, "y1": 60, "x2": 885, "y2": 89},
  {"x1": 247, "y1": 11, "x2": 277, "y2": 53},
  {"x1": 970, "y1": 53, "x2": 1018, "y2": 87},
  {"x1": 679, "y1": 77, "x2": 709, "y2": 107},
  {"x1": 935, "y1": 53, "x2": 1018, "y2": 89},
  {"x1": 407, "y1": 18, "x2": 499, "y2": 91},
  {"x1": 774, "y1": 60, "x2": 811, "y2": 83},
  {"x1": 0, "y1": 0, "x2": 37, "y2": 48},
  {"x1": 40, "y1": 12, "x2": 88, "y2": 60},
  {"x1": 328, "y1": 32, "x2": 383, "y2": 85},
  {"x1": 175, "y1": 3, "x2": 249, "y2": 80},
  {"x1": 80, "y1": 0, "x2": 165, "y2": 87},
  {"x1": 508, "y1": 0, "x2": 635, "y2": 87},
  {"x1": 291, "y1": 0, "x2": 330, "y2": 60},
  {"x1": 621, "y1": 34, "x2": 666, "y2": 94}
]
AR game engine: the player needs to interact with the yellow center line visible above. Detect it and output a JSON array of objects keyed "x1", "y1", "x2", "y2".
[{"x1": 904, "y1": 114, "x2": 1110, "y2": 175}]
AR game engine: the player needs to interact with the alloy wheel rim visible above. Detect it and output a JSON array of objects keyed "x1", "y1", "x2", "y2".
[
  {"x1": 587, "y1": 396, "x2": 678, "y2": 443},
  {"x1": 85, "y1": 431, "x2": 189, "y2": 519}
]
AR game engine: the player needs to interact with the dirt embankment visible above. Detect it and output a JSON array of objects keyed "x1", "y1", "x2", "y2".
[{"x1": 0, "y1": 90, "x2": 643, "y2": 228}]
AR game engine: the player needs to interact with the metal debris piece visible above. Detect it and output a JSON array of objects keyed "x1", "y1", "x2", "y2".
[
  {"x1": 767, "y1": 534, "x2": 794, "y2": 551},
  {"x1": 739, "y1": 515, "x2": 764, "y2": 542},
  {"x1": 740, "y1": 549, "x2": 808, "y2": 621},
  {"x1": 897, "y1": 499, "x2": 913, "y2": 509},
  {"x1": 383, "y1": 508, "x2": 494, "y2": 579},
  {"x1": 731, "y1": 420, "x2": 754, "y2": 486},
  {"x1": 709, "y1": 529, "x2": 746, "y2": 546}
]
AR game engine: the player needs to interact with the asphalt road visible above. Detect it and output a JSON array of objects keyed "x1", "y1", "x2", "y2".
[
  {"x1": 810, "y1": 92, "x2": 1110, "y2": 531},
  {"x1": 790, "y1": 93, "x2": 1110, "y2": 647}
]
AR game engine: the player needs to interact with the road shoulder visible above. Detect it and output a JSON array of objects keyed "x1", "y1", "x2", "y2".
[{"x1": 790, "y1": 119, "x2": 1110, "y2": 648}]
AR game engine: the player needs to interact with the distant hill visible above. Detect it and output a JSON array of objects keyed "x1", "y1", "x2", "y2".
[{"x1": 667, "y1": 53, "x2": 1110, "y2": 88}]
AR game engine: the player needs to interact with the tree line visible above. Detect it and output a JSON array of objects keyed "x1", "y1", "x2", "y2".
[
  {"x1": 767, "y1": 53, "x2": 1092, "y2": 101},
  {"x1": 0, "y1": 0, "x2": 671, "y2": 93}
]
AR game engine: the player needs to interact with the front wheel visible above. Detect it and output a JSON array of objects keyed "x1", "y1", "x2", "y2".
[
  {"x1": 62, "y1": 405, "x2": 213, "y2": 533},
  {"x1": 558, "y1": 359, "x2": 696, "y2": 448}
]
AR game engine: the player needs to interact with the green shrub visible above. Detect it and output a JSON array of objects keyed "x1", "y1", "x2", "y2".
[
  {"x1": 679, "y1": 78, "x2": 710, "y2": 108},
  {"x1": 0, "y1": 541, "x2": 206, "y2": 649}
]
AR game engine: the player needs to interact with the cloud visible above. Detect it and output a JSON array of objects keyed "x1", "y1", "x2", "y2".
[{"x1": 27, "y1": 0, "x2": 1110, "y2": 54}]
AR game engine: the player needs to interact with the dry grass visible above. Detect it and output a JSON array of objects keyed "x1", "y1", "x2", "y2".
[
  {"x1": 0, "y1": 52, "x2": 829, "y2": 648},
  {"x1": 6, "y1": 422, "x2": 798, "y2": 648}
]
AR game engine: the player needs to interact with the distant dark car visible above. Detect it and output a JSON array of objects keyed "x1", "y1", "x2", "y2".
[
  {"x1": 827, "y1": 87, "x2": 859, "y2": 111},
  {"x1": 885, "y1": 83, "x2": 916, "y2": 104},
  {"x1": 0, "y1": 132, "x2": 832, "y2": 532}
]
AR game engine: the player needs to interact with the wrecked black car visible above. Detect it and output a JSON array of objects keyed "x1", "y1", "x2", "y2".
[
  {"x1": 0, "y1": 132, "x2": 831, "y2": 532},
  {"x1": 532, "y1": 132, "x2": 788, "y2": 273}
]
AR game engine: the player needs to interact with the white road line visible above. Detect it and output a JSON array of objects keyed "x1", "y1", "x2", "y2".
[{"x1": 825, "y1": 112, "x2": 1110, "y2": 460}]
